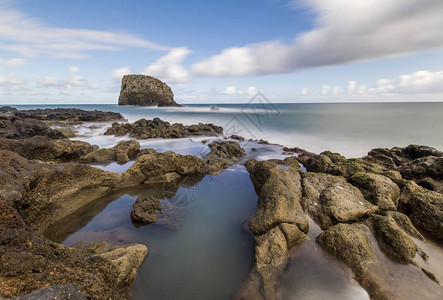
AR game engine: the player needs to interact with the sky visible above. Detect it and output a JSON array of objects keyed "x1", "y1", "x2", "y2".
[{"x1": 0, "y1": 0, "x2": 443, "y2": 104}]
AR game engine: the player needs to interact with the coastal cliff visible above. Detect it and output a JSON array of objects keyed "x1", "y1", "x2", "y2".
[{"x1": 118, "y1": 75, "x2": 182, "y2": 107}]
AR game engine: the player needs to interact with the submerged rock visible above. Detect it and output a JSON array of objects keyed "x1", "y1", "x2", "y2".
[
  {"x1": 11, "y1": 284, "x2": 87, "y2": 300},
  {"x1": 104, "y1": 117, "x2": 223, "y2": 139},
  {"x1": 118, "y1": 75, "x2": 181, "y2": 107},
  {"x1": 131, "y1": 195, "x2": 161, "y2": 224}
]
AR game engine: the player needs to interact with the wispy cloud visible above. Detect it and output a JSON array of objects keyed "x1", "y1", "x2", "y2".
[
  {"x1": 0, "y1": 3, "x2": 170, "y2": 59},
  {"x1": 193, "y1": 0, "x2": 443, "y2": 77}
]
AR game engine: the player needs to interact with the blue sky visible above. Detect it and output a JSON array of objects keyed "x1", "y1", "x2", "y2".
[{"x1": 0, "y1": 0, "x2": 443, "y2": 104}]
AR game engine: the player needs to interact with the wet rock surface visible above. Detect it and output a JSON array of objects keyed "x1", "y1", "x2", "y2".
[
  {"x1": 237, "y1": 144, "x2": 443, "y2": 300},
  {"x1": 104, "y1": 117, "x2": 223, "y2": 139},
  {"x1": 118, "y1": 75, "x2": 181, "y2": 107}
]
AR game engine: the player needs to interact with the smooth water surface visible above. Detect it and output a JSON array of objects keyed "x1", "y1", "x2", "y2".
[
  {"x1": 46, "y1": 166, "x2": 258, "y2": 300},
  {"x1": 11, "y1": 102, "x2": 443, "y2": 157}
]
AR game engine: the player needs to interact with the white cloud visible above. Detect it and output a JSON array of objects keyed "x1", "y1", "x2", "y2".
[
  {"x1": 36, "y1": 76, "x2": 61, "y2": 87},
  {"x1": 223, "y1": 85, "x2": 258, "y2": 96},
  {"x1": 143, "y1": 47, "x2": 192, "y2": 84},
  {"x1": 0, "y1": 58, "x2": 26, "y2": 67},
  {"x1": 368, "y1": 70, "x2": 443, "y2": 94},
  {"x1": 112, "y1": 66, "x2": 131, "y2": 82},
  {"x1": 36, "y1": 66, "x2": 99, "y2": 90},
  {"x1": 347, "y1": 81, "x2": 357, "y2": 94},
  {"x1": 0, "y1": 3, "x2": 169, "y2": 59},
  {"x1": 0, "y1": 73, "x2": 25, "y2": 86},
  {"x1": 301, "y1": 88, "x2": 308, "y2": 95},
  {"x1": 224, "y1": 86, "x2": 237, "y2": 95},
  {"x1": 193, "y1": 0, "x2": 443, "y2": 77},
  {"x1": 321, "y1": 85, "x2": 330, "y2": 95},
  {"x1": 332, "y1": 86, "x2": 339, "y2": 95}
]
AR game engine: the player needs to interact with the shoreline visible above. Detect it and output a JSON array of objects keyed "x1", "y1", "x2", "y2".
[{"x1": 0, "y1": 106, "x2": 442, "y2": 299}]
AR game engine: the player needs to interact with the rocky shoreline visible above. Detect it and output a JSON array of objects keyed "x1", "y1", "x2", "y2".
[{"x1": 0, "y1": 107, "x2": 442, "y2": 299}]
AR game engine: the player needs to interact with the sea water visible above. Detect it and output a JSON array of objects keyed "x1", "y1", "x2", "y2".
[{"x1": 11, "y1": 102, "x2": 443, "y2": 157}]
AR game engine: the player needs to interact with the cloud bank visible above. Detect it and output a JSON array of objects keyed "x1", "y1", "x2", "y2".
[
  {"x1": 0, "y1": 3, "x2": 169, "y2": 58},
  {"x1": 193, "y1": 0, "x2": 443, "y2": 77}
]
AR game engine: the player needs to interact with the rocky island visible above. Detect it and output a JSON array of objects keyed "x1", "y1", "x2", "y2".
[
  {"x1": 118, "y1": 75, "x2": 182, "y2": 107},
  {"x1": 0, "y1": 106, "x2": 442, "y2": 300}
]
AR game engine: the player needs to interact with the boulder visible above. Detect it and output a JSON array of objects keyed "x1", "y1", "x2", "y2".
[
  {"x1": 369, "y1": 215, "x2": 417, "y2": 263},
  {"x1": 104, "y1": 118, "x2": 223, "y2": 139},
  {"x1": 349, "y1": 172, "x2": 400, "y2": 210},
  {"x1": 0, "y1": 150, "x2": 122, "y2": 233},
  {"x1": 81, "y1": 140, "x2": 140, "y2": 164},
  {"x1": 118, "y1": 75, "x2": 181, "y2": 107},
  {"x1": 99, "y1": 244, "x2": 148, "y2": 286},
  {"x1": 247, "y1": 160, "x2": 308, "y2": 235},
  {"x1": 301, "y1": 172, "x2": 378, "y2": 229},
  {"x1": 131, "y1": 196, "x2": 161, "y2": 224},
  {"x1": 400, "y1": 181, "x2": 443, "y2": 240},
  {"x1": 0, "y1": 228, "x2": 147, "y2": 300},
  {"x1": 254, "y1": 226, "x2": 288, "y2": 299},
  {"x1": 316, "y1": 223, "x2": 377, "y2": 273},
  {"x1": 122, "y1": 150, "x2": 208, "y2": 186},
  {"x1": 205, "y1": 141, "x2": 246, "y2": 160},
  {"x1": 0, "y1": 136, "x2": 97, "y2": 163}
]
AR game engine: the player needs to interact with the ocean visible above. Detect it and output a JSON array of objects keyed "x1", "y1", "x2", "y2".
[{"x1": 11, "y1": 102, "x2": 443, "y2": 157}]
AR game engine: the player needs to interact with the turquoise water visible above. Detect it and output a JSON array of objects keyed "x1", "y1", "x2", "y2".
[{"x1": 11, "y1": 102, "x2": 443, "y2": 157}]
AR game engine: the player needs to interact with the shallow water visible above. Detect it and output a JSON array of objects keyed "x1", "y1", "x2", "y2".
[
  {"x1": 11, "y1": 102, "x2": 443, "y2": 157},
  {"x1": 276, "y1": 217, "x2": 370, "y2": 300},
  {"x1": 46, "y1": 166, "x2": 258, "y2": 300}
]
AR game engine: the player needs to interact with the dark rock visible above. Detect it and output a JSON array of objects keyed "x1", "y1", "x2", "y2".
[
  {"x1": 11, "y1": 284, "x2": 87, "y2": 300},
  {"x1": 118, "y1": 75, "x2": 181, "y2": 107},
  {"x1": 0, "y1": 107, "x2": 124, "y2": 122},
  {"x1": 0, "y1": 118, "x2": 65, "y2": 139},
  {"x1": 230, "y1": 134, "x2": 245, "y2": 141},
  {"x1": 210, "y1": 106, "x2": 220, "y2": 111},
  {"x1": 205, "y1": 141, "x2": 246, "y2": 160},
  {"x1": 104, "y1": 118, "x2": 223, "y2": 139}
]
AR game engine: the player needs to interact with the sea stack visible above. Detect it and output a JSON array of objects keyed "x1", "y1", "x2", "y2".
[{"x1": 118, "y1": 75, "x2": 182, "y2": 107}]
